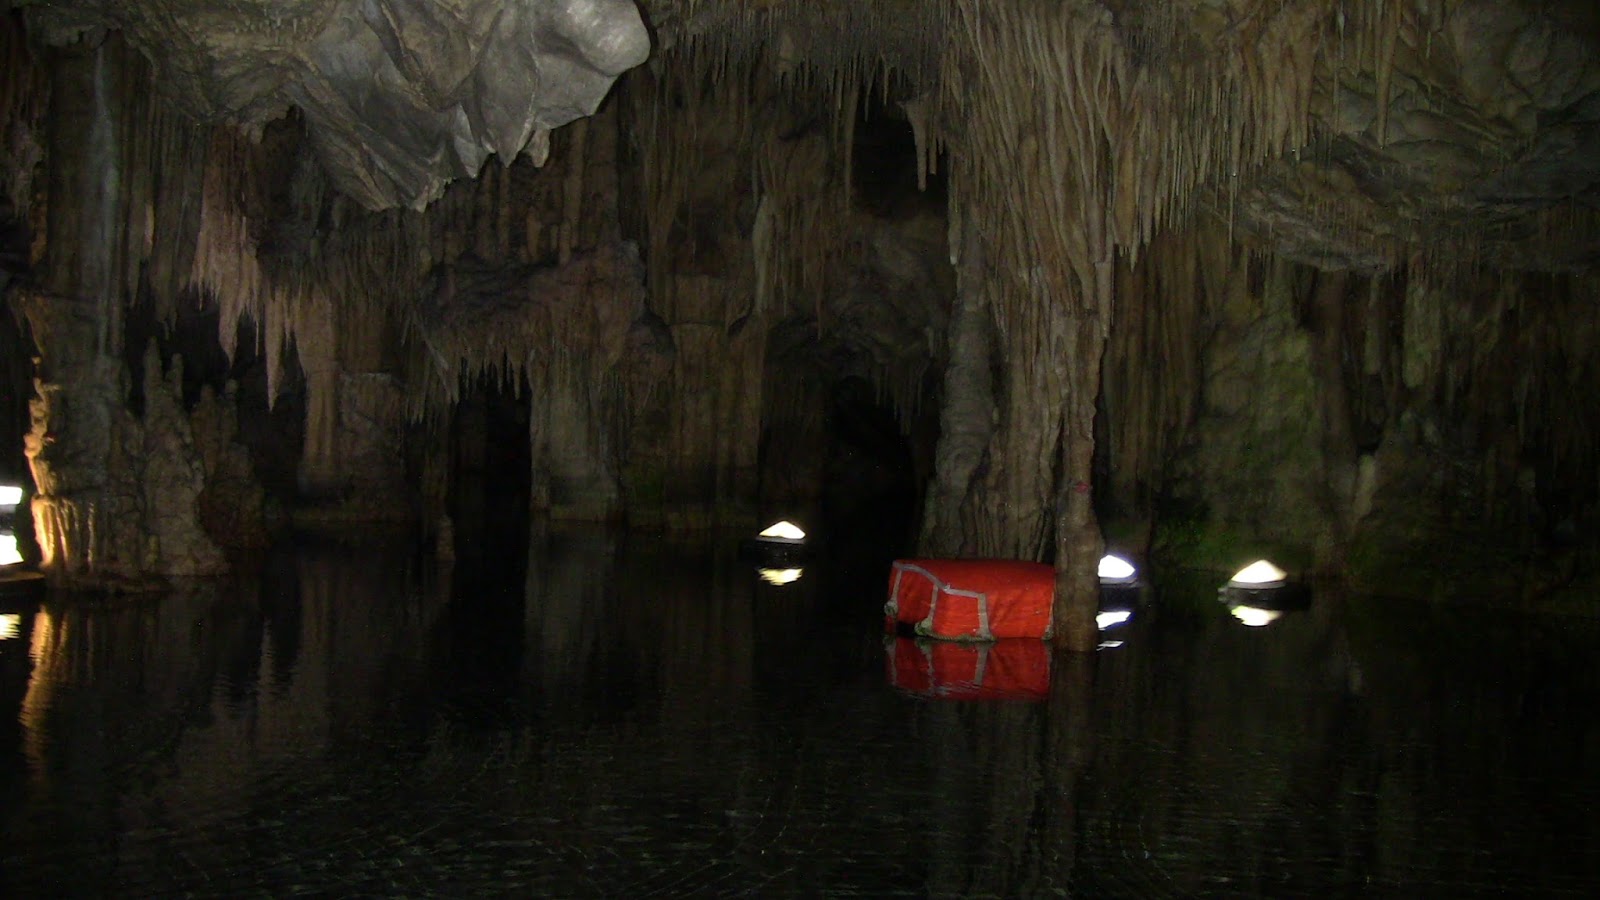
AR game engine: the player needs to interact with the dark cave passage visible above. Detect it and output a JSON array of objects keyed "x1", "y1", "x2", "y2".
[
  {"x1": 450, "y1": 375, "x2": 534, "y2": 563},
  {"x1": 819, "y1": 375, "x2": 922, "y2": 561}
]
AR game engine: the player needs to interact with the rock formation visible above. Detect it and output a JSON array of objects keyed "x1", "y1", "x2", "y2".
[
  {"x1": 15, "y1": 0, "x2": 650, "y2": 209},
  {"x1": 0, "y1": 2, "x2": 1595, "y2": 628}
]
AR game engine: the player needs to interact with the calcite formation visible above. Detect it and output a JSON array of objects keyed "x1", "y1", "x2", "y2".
[
  {"x1": 16, "y1": 0, "x2": 651, "y2": 209},
  {"x1": 0, "y1": 0, "x2": 1595, "y2": 623}
]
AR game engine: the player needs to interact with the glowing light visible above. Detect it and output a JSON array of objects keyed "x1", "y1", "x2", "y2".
[
  {"x1": 0, "y1": 485, "x2": 21, "y2": 507},
  {"x1": 1230, "y1": 606, "x2": 1283, "y2": 627},
  {"x1": 758, "y1": 567, "x2": 804, "y2": 586},
  {"x1": 757, "y1": 520, "x2": 806, "y2": 542},
  {"x1": 1096, "y1": 610, "x2": 1132, "y2": 630},
  {"x1": 1098, "y1": 640, "x2": 1125, "y2": 650},
  {"x1": 1229, "y1": 559, "x2": 1287, "y2": 587},
  {"x1": 1098, "y1": 554, "x2": 1137, "y2": 584},
  {"x1": 0, "y1": 614, "x2": 18, "y2": 641},
  {"x1": 0, "y1": 533, "x2": 22, "y2": 566}
]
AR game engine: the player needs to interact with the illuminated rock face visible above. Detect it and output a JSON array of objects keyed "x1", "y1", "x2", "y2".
[{"x1": 21, "y1": 0, "x2": 651, "y2": 209}]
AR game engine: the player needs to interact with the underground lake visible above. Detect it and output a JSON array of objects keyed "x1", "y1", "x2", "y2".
[{"x1": 2, "y1": 526, "x2": 1596, "y2": 898}]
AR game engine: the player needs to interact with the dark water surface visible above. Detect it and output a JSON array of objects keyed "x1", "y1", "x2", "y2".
[{"x1": 2, "y1": 531, "x2": 1597, "y2": 897}]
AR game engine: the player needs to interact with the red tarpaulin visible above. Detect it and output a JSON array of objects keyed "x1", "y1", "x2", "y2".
[
  {"x1": 885, "y1": 558, "x2": 1055, "y2": 640},
  {"x1": 884, "y1": 636, "x2": 1051, "y2": 701}
]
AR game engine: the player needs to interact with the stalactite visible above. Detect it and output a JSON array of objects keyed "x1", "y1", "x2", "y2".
[
  {"x1": 902, "y1": 94, "x2": 936, "y2": 192},
  {"x1": 836, "y1": 68, "x2": 858, "y2": 212},
  {"x1": 1102, "y1": 225, "x2": 1231, "y2": 522},
  {"x1": 678, "y1": 0, "x2": 947, "y2": 92},
  {"x1": 190, "y1": 127, "x2": 267, "y2": 370},
  {"x1": 17, "y1": 1, "x2": 1590, "y2": 586},
  {"x1": 930, "y1": 0, "x2": 1400, "y2": 644}
]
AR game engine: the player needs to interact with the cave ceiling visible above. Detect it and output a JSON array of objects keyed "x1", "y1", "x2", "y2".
[
  {"x1": 10, "y1": 0, "x2": 1600, "y2": 272},
  {"x1": 1232, "y1": 0, "x2": 1600, "y2": 272},
  {"x1": 14, "y1": 0, "x2": 653, "y2": 210}
]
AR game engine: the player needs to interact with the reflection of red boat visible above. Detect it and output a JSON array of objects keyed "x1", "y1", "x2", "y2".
[
  {"x1": 886, "y1": 558, "x2": 1054, "y2": 640},
  {"x1": 885, "y1": 636, "x2": 1051, "y2": 701}
]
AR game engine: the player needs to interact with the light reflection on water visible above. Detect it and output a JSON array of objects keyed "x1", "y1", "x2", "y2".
[{"x1": 1, "y1": 532, "x2": 1597, "y2": 897}]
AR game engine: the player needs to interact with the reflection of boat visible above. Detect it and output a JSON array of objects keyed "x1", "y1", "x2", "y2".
[
  {"x1": 1098, "y1": 581, "x2": 1143, "y2": 619},
  {"x1": 885, "y1": 636, "x2": 1051, "y2": 702},
  {"x1": 1093, "y1": 582, "x2": 1143, "y2": 648},
  {"x1": 886, "y1": 558, "x2": 1054, "y2": 640},
  {"x1": 756, "y1": 566, "x2": 804, "y2": 586},
  {"x1": 1218, "y1": 581, "x2": 1312, "y2": 627}
]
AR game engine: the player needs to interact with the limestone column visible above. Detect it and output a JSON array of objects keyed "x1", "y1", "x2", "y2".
[
  {"x1": 937, "y1": 3, "x2": 1120, "y2": 651},
  {"x1": 23, "y1": 37, "x2": 229, "y2": 582},
  {"x1": 18, "y1": 291, "x2": 126, "y2": 578},
  {"x1": 919, "y1": 217, "x2": 996, "y2": 557},
  {"x1": 23, "y1": 39, "x2": 138, "y2": 581}
]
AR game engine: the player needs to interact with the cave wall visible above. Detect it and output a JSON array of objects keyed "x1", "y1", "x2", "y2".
[
  {"x1": 613, "y1": 46, "x2": 948, "y2": 531},
  {"x1": 752, "y1": 80, "x2": 952, "y2": 532},
  {"x1": 0, "y1": 49, "x2": 32, "y2": 509},
  {"x1": 619, "y1": 64, "x2": 767, "y2": 527},
  {"x1": 7, "y1": 33, "x2": 244, "y2": 583},
  {"x1": 906, "y1": 0, "x2": 1597, "y2": 618},
  {"x1": 1098, "y1": 223, "x2": 1600, "y2": 598},
  {"x1": 1343, "y1": 267, "x2": 1600, "y2": 598},
  {"x1": 1, "y1": 16, "x2": 877, "y2": 579},
  {"x1": 3, "y1": 2, "x2": 1597, "y2": 609}
]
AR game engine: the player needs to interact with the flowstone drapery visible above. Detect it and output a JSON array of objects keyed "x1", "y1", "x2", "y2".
[{"x1": 16, "y1": 0, "x2": 650, "y2": 210}]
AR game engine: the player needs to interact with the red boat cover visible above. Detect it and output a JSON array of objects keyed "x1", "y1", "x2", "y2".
[
  {"x1": 885, "y1": 637, "x2": 1051, "y2": 701},
  {"x1": 885, "y1": 558, "x2": 1055, "y2": 640}
]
